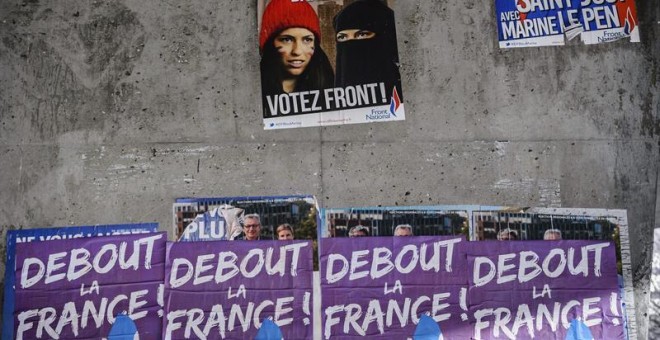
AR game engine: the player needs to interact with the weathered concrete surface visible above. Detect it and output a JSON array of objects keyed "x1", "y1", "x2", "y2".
[
  {"x1": 652, "y1": 171, "x2": 660, "y2": 338},
  {"x1": 0, "y1": 0, "x2": 658, "y2": 338}
]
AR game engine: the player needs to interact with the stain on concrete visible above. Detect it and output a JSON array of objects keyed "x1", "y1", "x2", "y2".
[
  {"x1": 0, "y1": 1, "x2": 145, "y2": 142},
  {"x1": 641, "y1": 90, "x2": 660, "y2": 137}
]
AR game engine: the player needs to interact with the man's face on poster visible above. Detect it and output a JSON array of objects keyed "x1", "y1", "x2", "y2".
[
  {"x1": 244, "y1": 217, "x2": 261, "y2": 241},
  {"x1": 497, "y1": 229, "x2": 517, "y2": 241},
  {"x1": 394, "y1": 226, "x2": 413, "y2": 236},
  {"x1": 544, "y1": 230, "x2": 562, "y2": 241}
]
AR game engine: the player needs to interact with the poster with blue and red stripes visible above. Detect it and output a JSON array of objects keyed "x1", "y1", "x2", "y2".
[{"x1": 496, "y1": 0, "x2": 639, "y2": 48}]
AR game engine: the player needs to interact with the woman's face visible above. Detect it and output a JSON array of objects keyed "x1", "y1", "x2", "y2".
[
  {"x1": 278, "y1": 229, "x2": 293, "y2": 240},
  {"x1": 274, "y1": 27, "x2": 315, "y2": 77}
]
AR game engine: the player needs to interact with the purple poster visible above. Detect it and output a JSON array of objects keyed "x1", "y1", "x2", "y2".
[
  {"x1": 321, "y1": 236, "x2": 472, "y2": 339},
  {"x1": 164, "y1": 240, "x2": 314, "y2": 339},
  {"x1": 13, "y1": 232, "x2": 166, "y2": 340},
  {"x1": 468, "y1": 241, "x2": 623, "y2": 339},
  {"x1": 321, "y1": 237, "x2": 624, "y2": 339}
]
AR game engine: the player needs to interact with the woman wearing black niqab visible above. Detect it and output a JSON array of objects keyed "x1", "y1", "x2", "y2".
[{"x1": 333, "y1": 0, "x2": 402, "y2": 99}]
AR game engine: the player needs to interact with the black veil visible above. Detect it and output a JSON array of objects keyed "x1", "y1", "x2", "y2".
[{"x1": 334, "y1": 0, "x2": 402, "y2": 100}]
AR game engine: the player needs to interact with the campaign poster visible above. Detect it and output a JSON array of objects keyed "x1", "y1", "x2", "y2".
[
  {"x1": 320, "y1": 237, "x2": 624, "y2": 339},
  {"x1": 321, "y1": 235, "x2": 471, "y2": 339},
  {"x1": 320, "y1": 206, "x2": 471, "y2": 238},
  {"x1": 472, "y1": 207, "x2": 636, "y2": 339},
  {"x1": 258, "y1": 0, "x2": 405, "y2": 129},
  {"x1": 495, "y1": 0, "x2": 639, "y2": 48},
  {"x1": 2, "y1": 223, "x2": 158, "y2": 340},
  {"x1": 12, "y1": 232, "x2": 166, "y2": 340},
  {"x1": 467, "y1": 240, "x2": 624, "y2": 339},
  {"x1": 173, "y1": 195, "x2": 317, "y2": 242},
  {"x1": 163, "y1": 240, "x2": 314, "y2": 339}
]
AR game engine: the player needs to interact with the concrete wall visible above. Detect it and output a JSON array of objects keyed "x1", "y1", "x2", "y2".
[{"x1": 0, "y1": 0, "x2": 658, "y2": 338}]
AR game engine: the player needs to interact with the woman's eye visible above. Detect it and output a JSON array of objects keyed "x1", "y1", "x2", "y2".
[
  {"x1": 278, "y1": 36, "x2": 292, "y2": 43},
  {"x1": 355, "y1": 31, "x2": 374, "y2": 39},
  {"x1": 336, "y1": 33, "x2": 348, "y2": 42},
  {"x1": 303, "y1": 36, "x2": 314, "y2": 43}
]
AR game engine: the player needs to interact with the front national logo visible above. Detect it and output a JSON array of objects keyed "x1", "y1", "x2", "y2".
[{"x1": 389, "y1": 87, "x2": 401, "y2": 116}]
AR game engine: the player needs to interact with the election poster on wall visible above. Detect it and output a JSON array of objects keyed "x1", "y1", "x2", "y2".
[
  {"x1": 467, "y1": 240, "x2": 625, "y2": 339},
  {"x1": 320, "y1": 236, "x2": 625, "y2": 339},
  {"x1": 258, "y1": 0, "x2": 405, "y2": 129},
  {"x1": 173, "y1": 195, "x2": 317, "y2": 242},
  {"x1": 164, "y1": 240, "x2": 315, "y2": 339},
  {"x1": 11, "y1": 232, "x2": 166, "y2": 340},
  {"x1": 496, "y1": 0, "x2": 639, "y2": 48},
  {"x1": 2, "y1": 223, "x2": 158, "y2": 340},
  {"x1": 320, "y1": 206, "x2": 473, "y2": 238},
  {"x1": 319, "y1": 205, "x2": 636, "y2": 339},
  {"x1": 321, "y1": 235, "x2": 471, "y2": 338},
  {"x1": 473, "y1": 207, "x2": 636, "y2": 339}
]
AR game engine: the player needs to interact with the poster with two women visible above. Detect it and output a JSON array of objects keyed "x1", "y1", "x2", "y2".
[{"x1": 258, "y1": 0, "x2": 405, "y2": 129}]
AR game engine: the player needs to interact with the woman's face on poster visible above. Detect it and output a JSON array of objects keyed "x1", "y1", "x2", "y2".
[
  {"x1": 274, "y1": 27, "x2": 315, "y2": 77},
  {"x1": 278, "y1": 229, "x2": 294, "y2": 240}
]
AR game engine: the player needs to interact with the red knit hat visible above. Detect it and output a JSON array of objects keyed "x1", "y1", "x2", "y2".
[{"x1": 259, "y1": 0, "x2": 321, "y2": 51}]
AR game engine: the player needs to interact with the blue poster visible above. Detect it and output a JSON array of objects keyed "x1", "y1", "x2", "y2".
[
  {"x1": 2, "y1": 223, "x2": 158, "y2": 340},
  {"x1": 495, "y1": 0, "x2": 639, "y2": 48}
]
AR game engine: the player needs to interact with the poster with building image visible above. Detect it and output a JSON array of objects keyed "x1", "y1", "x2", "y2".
[
  {"x1": 173, "y1": 195, "x2": 318, "y2": 241},
  {"x1": 319, "y1": 205, "x2": 636, "y2": 339},
  {"x1": 472, "y1": 207, "x2": 636, "y2": 339},
  {"x1": 320, "y1": 206, "x2": 470, "y2": 238},
  {"x1": 320, "y1": 235, "x2": 625, "y2": 338},
  {"x1": 258, "y1": 0, "x2": 405, "y2": 129}
]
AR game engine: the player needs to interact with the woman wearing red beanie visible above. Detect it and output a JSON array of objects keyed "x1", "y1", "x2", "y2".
[{"x1": 259, "y1": 0, "x2": 334, "y2": 114}]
